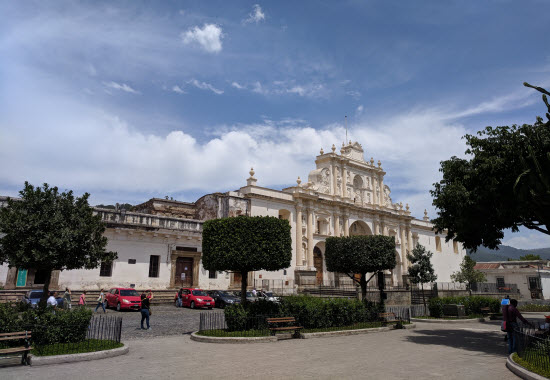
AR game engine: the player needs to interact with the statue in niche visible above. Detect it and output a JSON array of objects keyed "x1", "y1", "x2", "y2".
[
  {"x1": 346, "y1": 170, "x2": 352, "y2": 184},
  {"x1": 376, "y1": 185, "x2": 380, "y2": 202},
  {"x1": 383, "y1": 185, "x2": 392, "y2": 207},
  {"x1": 319, "y1": 168, "x2": 331, "y2": 194},
  {"x1": 366, "y1": 192, "x2": 371, "y2": 204}
]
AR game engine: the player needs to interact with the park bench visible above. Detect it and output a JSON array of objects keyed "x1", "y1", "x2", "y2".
[
  {"x1": 378, "y1": 312, "x2": 403, "y2": 327},
  {"x1": 0, "y1": 331, "x2": 32, "y2": 365},
  {"x1": 266, "y1": 317, "x2": 303, "y2": 338}
]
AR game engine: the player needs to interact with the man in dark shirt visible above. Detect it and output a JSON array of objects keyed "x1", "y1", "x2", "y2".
[
  {"x1": 505, "y1": 299, "x2": 532, "y2": 354},
  {"x1": 140, "y1": 293, "x2": 151, "y2": 330}
]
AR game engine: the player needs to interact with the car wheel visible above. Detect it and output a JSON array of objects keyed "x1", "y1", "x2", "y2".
[
  {"x1": 190, "y1": 301, "x2": 195, "y2": 309},
  {"x1": 116, "y1": 303, "x2": 121, "y2": 312}
]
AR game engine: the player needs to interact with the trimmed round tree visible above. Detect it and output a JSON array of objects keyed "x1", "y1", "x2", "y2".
[
  {"x1": 325, "y1": 235, "x2": 396, "y2": 301},
  {"x1": 0, "y1": 182, "x2": 117, "y2": 303},
  {"x1": 201, "y1": 216, "x2": 292, "y2": 304}
]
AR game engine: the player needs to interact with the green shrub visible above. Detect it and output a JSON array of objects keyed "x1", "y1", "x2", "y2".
[
  {"x1": 224, "y1": 304, "x2": 250, "y2": 331},
  {"x1": 429, "y1": 296, "x2": 500, "y2": 317},
  {"x1": 518, "y1": 304, "x2": 550, "y2": 312}
]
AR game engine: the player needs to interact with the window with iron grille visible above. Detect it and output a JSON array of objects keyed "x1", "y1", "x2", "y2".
[
  {"x1": 529, "y1": 277, "x2": 541, "y2": 290},
  {"x1": 496, "y1": 277, "x2": 505, "y2": 288},
  {"x1": 99, "y1": 262, "x2": 113, "y2": 277},
  {"x1": 149, "y1": 255, "x2": 160, "y2": 278},
  {"x1": 209, "y1": 270, "x2": 217, "y2": 279}
]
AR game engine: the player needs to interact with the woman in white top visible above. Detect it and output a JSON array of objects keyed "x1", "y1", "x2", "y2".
[{"x1": 94, "y1": 289, "x2": 106, "y2": 313}]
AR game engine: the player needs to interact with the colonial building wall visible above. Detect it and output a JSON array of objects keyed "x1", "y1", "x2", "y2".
[{"x1": 0, "y1": 263, "x2": 8, "y2": 287}]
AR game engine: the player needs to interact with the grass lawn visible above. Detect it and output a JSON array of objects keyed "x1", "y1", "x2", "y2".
[
  {"x1": 413, "y1": 315, "x2": 482, "y2": 320},
  {"x1": 512, "y1": 352, "x2": 550, "y2": 378},
  {"x1": 32, "y1": 339, "x2": 123, "y2": 356}
]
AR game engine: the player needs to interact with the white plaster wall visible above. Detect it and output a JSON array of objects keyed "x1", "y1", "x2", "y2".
[
  {"x1": 0, "y1": 263, "x2": 9, "y2": 287},
  {"x1": 482, "y1": 271, "x2": 536, "y2": 299},
  {"x1": 198, "y1": 259, "x2": 231, "y2": 289},
  {"x1": 415, "y1": 230, "x2": 466, "y2": 282},
  {"x1": 541, "y1": 272, "x2": 550, "y2": 300}
]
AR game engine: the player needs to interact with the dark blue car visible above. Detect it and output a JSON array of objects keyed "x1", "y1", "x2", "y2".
[{"x1": 22, "y1": 290, "x2": 64, "y2": 308}]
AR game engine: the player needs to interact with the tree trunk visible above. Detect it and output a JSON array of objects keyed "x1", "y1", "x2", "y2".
[
  {"x1": 240, "y1": 270, "x2": 248, "y2": 304},
  {"x1": 421, "y1": 283, "x2": 426, "y2": 314},
  {"x1": 360, "y1": 273, "x2": 367, "y2": 301},
  {"x1": 40, "y1": 269, "x2": 53, "y2": 307}
]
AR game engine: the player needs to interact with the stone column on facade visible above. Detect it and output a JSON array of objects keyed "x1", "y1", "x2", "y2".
[
  {"x1": 342, "y1": 165, "x2": 348, "y2": 198},
  {"x1": 334, "y1": 213, "x2": 340, "y2": 236},
  {"x1": 407, "y1": 227, "x2": 413, "y2": 270},
  {"x1": 373, "y1": 178, "x2": 378, "y2": 205},
  {"x1": 307, "y1": 207, "x2": 314, "y2": 268},
  {"x1": 379, "y1": 176, "x2": 385, "y2": 207},
  {"x1": 400, "y1": 225, "x2": 407, "y2": 274},
  {"x1": 344, "y1": 215, "x2": 349, "y2": 237},
  {"x1": 382, "y1": 220, "x2": 388, "y2": 236},
  {"x1": 373, "y1": 218, "x2": 379, "y2": 235},
  {"x1": 296, "y1": 205, "x2": 303, "y2": 267},
  {"x1": 332, "y1": 163, "x2": 338, "y2": 196}
]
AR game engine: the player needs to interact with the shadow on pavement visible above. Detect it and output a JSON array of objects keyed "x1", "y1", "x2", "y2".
[{"x1": 406, "y1": 328, "x2": 508, "y2": 356}]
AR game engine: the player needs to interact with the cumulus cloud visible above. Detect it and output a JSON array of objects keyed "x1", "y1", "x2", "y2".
[
  {"x1": 234, "y1": 80, "x2": 328, "y2": 98},
  {"x1": 172, "y1": 85, "x2": 185, "y2": 94},
  {"x1": 188, "y1": 79, "x2": 224, "y2": 94},
  {"x1": 243, "y1": 4, "x2": 265, "y2": 24},
  {"x1": 103, "y1": 81, "x2": 140, "y2": 94},
  {"x1": 503, "y1": 229, "x2": 550, "y2": 249},
  {"x1": 231, "y1": 81, "x2": 245, "y2": 89},
  {"x1": 181, "y1": 24, "x2": 223, "y2": 53}
]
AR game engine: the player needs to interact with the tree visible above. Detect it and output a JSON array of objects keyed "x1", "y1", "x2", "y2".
[
  {"x1": 325, "y1": 235, "x2": 396, "y2": 301},
  {"x1": 450, "y1": 256, "x2": 486, "y2": 295},
  {"x1": 201, "y1": 216, "x2": 292, "y2": 304},
  {"x1": 507, "y1": 254, "x2": 542, "y2": 261},
  {"x1": 0, "y1": 182, "x2": 117, "y2": 303},
  {"x1": 430, "y1": 84, "x2": 550, "y2": 251},
  {"x1": 407, "y1": 244, "x2": 437, "y2": 311}
]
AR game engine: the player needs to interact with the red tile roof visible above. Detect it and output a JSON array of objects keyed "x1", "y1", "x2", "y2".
[{"x1": 474, "y1": 263, "x2": 500, "y2": 270}]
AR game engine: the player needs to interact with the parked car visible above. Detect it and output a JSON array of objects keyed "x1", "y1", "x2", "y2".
[
  {"x1": 21, "y1": 290, "x2": 63, "y2": 308},
  {"x1": 181, "y1": 288, "x2": 215, "y2": 309},
  {"x1": 206, "y1": 290, "x2": 241, "y2": 308},
  {"x1": 259, "y1": 291, "x2": 280, "y2": 303},
  {"x1": 232, "y1": 291, "x2": 259, "y2": 302},
  {"x1": 105, "y1": 288, "x2": 141, "y2": 311}
]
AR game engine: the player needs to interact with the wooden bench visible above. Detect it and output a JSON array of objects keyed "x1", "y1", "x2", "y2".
[
  {"x1": 378, "y1": 312, "x2": 403, "y2": 327},
  {"x1": 0, "y1": 331, "x2": 32, "y2": 365},
  {"x1": 266, "y1": 317, "x2": 303, "y2": 338}
]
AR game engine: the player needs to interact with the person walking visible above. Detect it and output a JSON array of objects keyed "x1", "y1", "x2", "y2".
[
  {"x1": 505, "y1": 299, "x2": 533, "y2": 354},
  {"x1": 147, "y1": 289, "x2": 154, "y2": 301},
  {"x1": 63, "y1": 288, "x2": 72, "y2": 310},
  {"x1": 95, "y1": 289, "x2": 106, "y2": 313},
  {"x1": 79, "y1": 291, "x2": 87, "y2": 307},
  {"x1": 177, "y1": 288, "x2": 183, "y2": 308},
  {"x1": 140, "y1": 293, "x2": 151, "y2": 330},
  {"x1": 47, "y1": 291, "x2": 58, "y2": 311}
]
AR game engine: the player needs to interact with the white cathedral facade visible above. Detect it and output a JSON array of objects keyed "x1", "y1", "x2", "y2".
[{"x1": 0, "y1": 141, "x2": 466, "y2": 292}]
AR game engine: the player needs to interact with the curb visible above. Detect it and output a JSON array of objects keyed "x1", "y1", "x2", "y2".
[
  {"x1": 190, "y1": 332, "x2": 277, "y2": 344},
  {"x1": 410, "y1": 317, "x2": 482, "y2": 323},
  {"x1": 506, "y1": 354, "x2": 548, "y2": 380},
  {"x1": 30, "y1": 344, "x2": 128, "y2": 366},
  {"x1": 190, "y1": 323, "x2": 416, "y2": 343}
]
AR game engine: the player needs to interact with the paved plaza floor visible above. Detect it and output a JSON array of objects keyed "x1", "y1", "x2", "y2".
[{"x1": 2, "y1": 319, "x2": 521, "y2": 380}]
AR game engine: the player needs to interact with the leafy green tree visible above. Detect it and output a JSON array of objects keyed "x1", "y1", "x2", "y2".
[
  {"x1": 450, "y1": 256, "x2": 486, "y2": 295},
  {"x1": 407, "y1": 244, "x2": 437, "y2": 311},
  {"x1": 0, "y1": 182, "x2": 117, "y2": 303},
  {"x1": 201, "y1": 216, "x2": 292, "y2": 304},
  {"x1": 431, "y1": 84, "x2": 550, "y2": 251},
  {"x1": 507, "y1": 254, "x2": 543, "y2": 261},
  {"x1": 325, "y1": 235, "x2": 396, "y2": 301}
]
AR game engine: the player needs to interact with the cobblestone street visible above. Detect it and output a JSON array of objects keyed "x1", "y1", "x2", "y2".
[{"x1": 90, "y1": 304, "x2": 204, "y2": 340}]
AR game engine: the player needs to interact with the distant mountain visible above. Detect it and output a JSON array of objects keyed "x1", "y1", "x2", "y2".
[{"x1": 468, "y1": 245, "x2": 550, "y2": 262}]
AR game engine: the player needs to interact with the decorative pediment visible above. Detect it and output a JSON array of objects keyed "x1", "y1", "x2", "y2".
[
  {"x1": 340, "y1": 142, "x2": 366, "y2": 163},
  {"x1": 307, "y1": 167, "x2": 331, "y2": 194}
]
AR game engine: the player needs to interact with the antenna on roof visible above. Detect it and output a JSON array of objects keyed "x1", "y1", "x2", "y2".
[{"x1": 345, "y1": 115, "x2": 348, "y2": 144}]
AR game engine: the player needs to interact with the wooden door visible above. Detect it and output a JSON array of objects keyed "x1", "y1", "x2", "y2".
[
  {"x1": 176, "y1": 257, "x2": 194, "y2": 287},
  {"x1": 233, "y1": 272, "x2": 242, "y2": 289},
  {"x1": 313, "y1": 247, "x2": 323, "y2": 286}
]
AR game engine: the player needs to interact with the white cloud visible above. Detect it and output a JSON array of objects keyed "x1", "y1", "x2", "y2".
[
  {"x1": 181, "y1": 24, "x2": 223, "y2": 53},
  {"x1": 356, "y1": 105, "x2": 364, "y2": 116},
  {"x1": 243, "y1": 4, "x2": 265, "y2": 24},
  {"x1": 103, "y1": 81, "x2": 140, "y2": 94},
  {"x1": 503, "y1": 230, "x2": 550, "y2": 250},
  {"x1": 347, "y1": 90, "x2": 361, "y2": 99},
  {"x1": 188, "y1": 79, "x2": 224, "y2": 95},
  {"x1": 231, "y1": 81, "x2": 245, "y2": 90},
  {"x1": 179, "y1": 10, "x2": 185, "y2": 16},
  {"x1": 172, "y1": 85, "x2": 185, "y2": 94}
]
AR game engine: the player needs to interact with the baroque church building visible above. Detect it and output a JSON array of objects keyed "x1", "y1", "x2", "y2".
[{"x1": 0, "y1": 141, "x2": 466, "y2": 292}]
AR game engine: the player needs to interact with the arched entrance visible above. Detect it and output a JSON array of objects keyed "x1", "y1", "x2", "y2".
[
  {"x1": 313, "y1": 245, "x2": 324, "y2": 286},
  {"x1": 349, "y1": 220, "x2": 372, "y2": 236}
]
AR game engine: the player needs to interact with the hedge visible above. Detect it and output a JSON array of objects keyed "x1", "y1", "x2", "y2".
[
  {"x1": 224, "y1": 296, "x2": 384, "y2": 331},
  {"x1": 428, "y1": 296, "x2": 500, "y2": 317},
  {"x1": 0, "y1": 303, "x2": 93, "y2": 347}
]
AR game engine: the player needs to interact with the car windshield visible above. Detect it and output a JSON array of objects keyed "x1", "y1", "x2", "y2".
[
  {"x1": 120, "y1": 290, "x2": 139, "y2": 297},
  {"x1": 264, "y1": 292, "x2": 274, "y2": 297},
  {"x1": 192, "y1": 290, "x2": 207, "y2": 296},
  {"x1": 30, "y1": 291, "x2": 43, "y2": 299},
  {"x1": 246, "y1": 292, "x2": 255, "y2": 297},
  {"x1": 218, "y1": 291, "x2": 231, "y2": 297}
]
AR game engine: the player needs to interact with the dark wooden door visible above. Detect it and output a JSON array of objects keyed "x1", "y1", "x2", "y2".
[
  {"x1": 314, "y1": 247, "x2": 323, "y2": 286},
  {"x1": 176, "y1": 257, "x2": 193, "y2": 287}
]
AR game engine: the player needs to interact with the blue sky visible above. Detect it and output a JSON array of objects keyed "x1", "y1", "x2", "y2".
[{"x1": 1, "y1": 1, "x2": 549, "y2": 249}]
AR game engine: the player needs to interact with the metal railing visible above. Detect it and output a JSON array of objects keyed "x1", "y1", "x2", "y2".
[{"x1": 515, "y1": 324, "x2": 550, "y2": 375}]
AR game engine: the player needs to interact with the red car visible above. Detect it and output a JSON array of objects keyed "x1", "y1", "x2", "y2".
[
  {"x1": 105, "y1": 288, "x2": 141, "y2": 311},
  {"x1": 181, "y1": 288, "x2": 214, "y2": 309}
]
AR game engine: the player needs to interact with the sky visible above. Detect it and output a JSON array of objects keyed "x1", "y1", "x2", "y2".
[{"x1": 1, "y1": 1, "x2": 550, "y2": 249}]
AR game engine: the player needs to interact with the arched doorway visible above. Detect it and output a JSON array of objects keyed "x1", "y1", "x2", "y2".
[
  {"x1": 313, "y1": 245, "x2": 323, "y2": 286},
  {"x1": 349, "y1": 220, "x2": 372, "y2": 236}
]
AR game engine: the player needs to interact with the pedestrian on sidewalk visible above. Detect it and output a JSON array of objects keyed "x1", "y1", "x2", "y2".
[
  {"x1": 63, "y1": 287, "x2": 72, "y2": 310},
  {"x1": 95, "y1": 289, "x2": 106, "y2": 313},
  {"x1": 47, "y1": 291, "x2": 58, "y2": 312},
  {"x1": 177, "y1": 288, "x2": 183, "y2": 307},
  {"x1": 79, "y1": 291, "x2": 87, "y2": 307},
  {"x1": 505, "y1": 299, "x2": 533, "y2": 354},
  {"x1": 140, "y1": 293, "x2": 151, "y2": 330}
]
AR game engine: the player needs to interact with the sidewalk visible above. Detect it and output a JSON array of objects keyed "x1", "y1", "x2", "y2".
[{"x1": 1, "y1": 321, "x2": 519, "y2": 379}]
